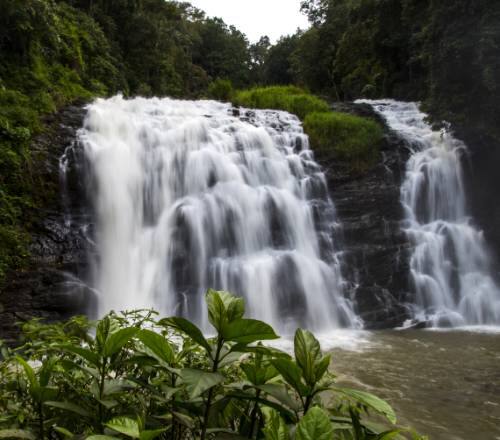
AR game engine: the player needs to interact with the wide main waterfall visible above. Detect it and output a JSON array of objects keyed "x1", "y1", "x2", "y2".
[
  {"x1": 362, "y1": 100, "x2": 500, "y2": 327},
  {"x1": 78, "y1": 95, "x2": 358, "y2": 333}
]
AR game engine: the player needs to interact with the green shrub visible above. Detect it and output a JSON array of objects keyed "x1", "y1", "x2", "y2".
[
  {"x1": 233, "y1": 85, "x2": 330, "y2": 119},
  {"x1": 0, "y1": 290, "x2": 424, "y2": 439},
  {"x1": 207, "y1": 78, "x2": 234, "y2": 101},
  {"x1": 304, "y1": 111, "x2": 383, "y2": 171}
]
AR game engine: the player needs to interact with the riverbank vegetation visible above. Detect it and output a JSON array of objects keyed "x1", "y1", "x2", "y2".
[{"x1": 0, "y1": 290, "x2": 424, "y2": 439}]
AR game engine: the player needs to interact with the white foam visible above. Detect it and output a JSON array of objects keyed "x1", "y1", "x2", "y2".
[{"x1": 78, "y1": 95, "x2": 360, "y2": 332}]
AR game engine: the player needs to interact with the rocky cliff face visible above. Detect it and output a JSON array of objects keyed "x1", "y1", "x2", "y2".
[
  {"x1": 459, "y1": 129, "x2": 500, "y2": 274},
  {"x1": 0, "y1": 104, "x2": 94, "y2": 344},
  {"x1": 319, "y1": 103, "x2": 412, "y2": 329}
]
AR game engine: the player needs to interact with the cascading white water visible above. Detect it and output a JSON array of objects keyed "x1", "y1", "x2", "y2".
[
  {"x1": 361, "y1": 99, "x2": 500, "y2": 326},
  {"x1": 78, "y1": 95, "x2": 359, "y2": 333}
]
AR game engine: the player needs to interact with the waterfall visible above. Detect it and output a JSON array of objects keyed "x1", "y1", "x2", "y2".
[
  {"x1": 361, "y1": 100, "x2": 500, "y2": 327},
  {"x1": 78, "y1": 95, "x2": 359, "y2": 333}
]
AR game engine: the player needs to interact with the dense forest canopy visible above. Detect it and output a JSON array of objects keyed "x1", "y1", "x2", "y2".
[{"x1": 0, "y1": 0, "x2": 499, "y2": 282}]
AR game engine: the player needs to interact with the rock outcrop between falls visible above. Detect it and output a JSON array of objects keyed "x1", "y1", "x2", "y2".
[
  {"x1": 458, "y1": 128, "x2": 500, "y2": 275},
  {"x1": 0, "y1": 103, "x2": 93, "y2": 344},
  {"x1": 319, "y1": 102, "x2": 413, "y2": 329}
]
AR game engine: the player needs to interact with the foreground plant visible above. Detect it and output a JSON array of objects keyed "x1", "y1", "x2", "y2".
[{"x1": 0, "y1": 290, "x2": 425, "y2": 439}]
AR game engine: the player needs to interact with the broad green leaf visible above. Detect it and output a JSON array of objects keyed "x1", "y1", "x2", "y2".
[
  {"x1": 225, "y1": 295, "x2": 245, "y2": 323},
  {"x1": 314, "y1": 355, "x2": 331, "y2": 383},
  {"x1": 139, "y1": 429, "x2": 168, "y2": 440},
  {"x1": 271, "y1": 358, "x2": 307, "y2": 395},
  {"x1": 263, "y1": 364, "x2": 280, "y2": 383},
  {"x1": 172, "y1": 411, "x2": 195, "y2": 428},
  {"x1": 223, "y1": 319, "x2": 279, "y2": 344},
  {"x1": 97, "y1": 398, "x2": 119, "y2": 409},
  {"x1": 103, "y1": 327, "x2": 138, "y2": 357},
  {"x1": 155, "y1": 411, "x2": 194, "y2": 429},
  {"x1": 374, "y1": 430, "x2": 401, "y2": 440},
  {"x1": 0, "y1": 430, "x2": 36, "y2": 439},
  {"x1": 294, "y1": 329, "x2": 321, "y2": 385},
  {"x1": 105, "y1": 416, "x2": 140, "y2": 438},
  {"x1": 15, "y1": 357, "x2": 38, "y2": 389},
  {"x1": 334, "y1": 387, "x2": 397, "y2": 424},
  {"x1": 295, "y1": 407, "x2": 333, "y2": 440},
  {"x1": 96, "y1": 316, "x2": 112, "y2": 353},
  {"x1": 124, "y1": 355, "x2": 158, "y2": 368},
  {"x1": 255, "y1": 384, "x2": 302, "y2": 412},
  {"x1": 45, "y1": 400, "x2": 91, "y2": 417},
  {"x1": 63, "y1": 345, "x2": 100, "y2": 367},
  {"x1": 230, "y1": 344, "x2": 290, "y2": 359},
  {"x1": 39, "y1": 357, "x2": 57, "y2": 387},
  {"x1": 160, "y1": 317, "x2": 211, "y2": 353},
  {"x1": 86, "y1": 436, "x2": 117, "y2": 440},
  {"x1": 207, "y1": 289, "x2": 228, "y2": 331},
  {"x1": 59, "y1": 359, "x2": 100, "y2": 379},
  {"x1": 137, "y1": 329, "x2": 174, "y2": 365},
  {"x1": 241, "y1": 363, "x2": 258, "y2": 384},
  {"x1": 226, "y1": 390, "x2": 296, "y2": 420},
  {"x1": 179, "y1": 368, "x2": 225, "y2": 398},
  {"x1": 38, "y1": 385, "x2": 59, "y2": 402},
  {"x1": 261, "y1": 407, "x2": 289, "y2": 440},
  {"x1": 218, "y1": 351, "x2": 243, "y2": 368},
  {"x1": 103, "y1": 379, "x2": 137, "y2": 396},
  {"x1": 53, "y1": 426, "x2": 75, "y2": 438},
  {"x1": 158, "y1": 385, "x2": 180, "y2": 400},
  {"x1": 210, "y1": 430, "x2": 248, "y2": 439},
  {"x1": 242, "y1": 361, "x2": 278, "y2": 385}
]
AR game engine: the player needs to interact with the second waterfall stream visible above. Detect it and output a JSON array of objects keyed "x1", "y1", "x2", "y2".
[
  {"x1": 78, "y1": 95, "x2": 359, "y2": 333},
  {"x1": 363, "y1": 100, "x2": 500, "y2": 327}
]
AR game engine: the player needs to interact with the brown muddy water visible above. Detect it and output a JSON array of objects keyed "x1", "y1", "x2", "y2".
[{"x1": 329, "y1": 330, "x2": 500, "y2": 439}]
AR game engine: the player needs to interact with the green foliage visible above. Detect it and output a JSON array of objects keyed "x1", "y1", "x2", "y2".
[
  {"x1": 233, "y1": 86, "x2": 330, "y2": 119},
  {"x1": 0, "y1": 290, "x2": 425, "y2": 439},
  {"x1": 264, "y1": 34, "x2": 300, "y2": 86},
  {"x1": 191, "y1": 17, "x2": 252, "y2": 89},
  {"x1": 291, "y1": 0, "x2": 424, "y2": 100},
  {"x1": 295, "y1": 407, "x2": 333, "y2": 440},
  {"x1": 304, "y1": 111, "x2": 383, "y2": 171},
  {"x1": 289, "y1": 0, "x2": 500, "y2": 141},
  {"x1": 207, "y1": 79, "x2": 234, "y2": 102}
]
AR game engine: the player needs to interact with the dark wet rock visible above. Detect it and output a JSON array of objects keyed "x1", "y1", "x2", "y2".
[
  {"x1": 0, "y1": 102, "x2": 91, "y2": 344},
  {"x1": 457, "y1": 126, "x2": 500, "y2": 271},
  {"x1": 319, "y1": 101, "x2": 413, "y2": 329}
]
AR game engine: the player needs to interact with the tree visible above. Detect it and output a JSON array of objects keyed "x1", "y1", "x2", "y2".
[
  {"x1": 264, "y1": 34, "x2": 300, "y2": 85},
  {"x1": 192, "y1": 17, "x2": 251, "y2": 88},
  {"x1": 249, "y1": 35, "x2": 271, "y2": 84}
]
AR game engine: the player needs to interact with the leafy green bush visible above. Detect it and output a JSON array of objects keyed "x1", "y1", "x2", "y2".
[
  {"x1": 233, "y1": 86, "x2": 330, "y2": 119},
  {"x1": 304, "y1": 111, "x2": 383, "y2": 171},
  {"x1": 0, "y1": 290, "x2": 425, "y2": 439},
  {"x1": 207, "y1": 79, "x2": 234, "y2": 102}
]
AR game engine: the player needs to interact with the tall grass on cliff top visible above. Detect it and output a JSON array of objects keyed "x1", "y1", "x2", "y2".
[
  {"x1": 0, "y1": 290, "x2": 425, "y2": 439},
  {"x1": 233, "y1": 85, "x2": 330, "y2": 119},
  {"x1": 233, "y1": 86, "x2": 383, "y2": 171},
  {"x1": 304, "y1": 111, "x2": 383, "y2": 171}
]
